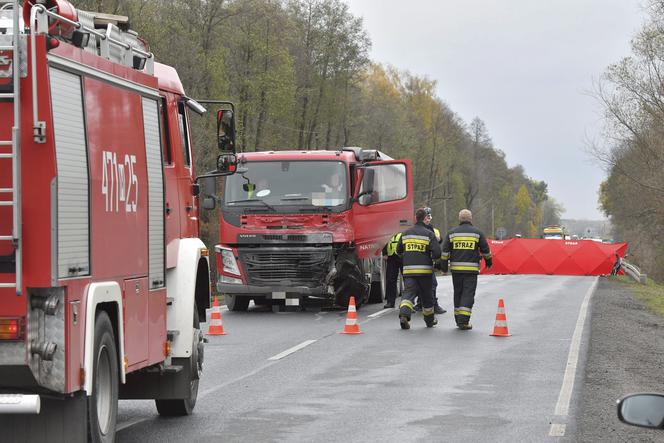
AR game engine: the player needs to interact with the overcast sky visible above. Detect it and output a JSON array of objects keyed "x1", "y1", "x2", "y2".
[{"x1": 345, "y1": 0, "x2": 647, "y2": 220}]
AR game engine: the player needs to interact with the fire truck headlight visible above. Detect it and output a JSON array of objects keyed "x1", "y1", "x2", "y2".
[{"x1": 220, "y1": 248, "x2": 241, "y2": 276}]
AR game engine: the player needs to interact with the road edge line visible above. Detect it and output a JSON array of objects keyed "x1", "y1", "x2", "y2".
[{"x1": 554, "y1": 277, "x2": 598, "y2": 416}]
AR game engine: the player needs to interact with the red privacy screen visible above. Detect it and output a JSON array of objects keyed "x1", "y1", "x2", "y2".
[{"x1": 480, "y1": 239, "x2": 627, "y2": 276}]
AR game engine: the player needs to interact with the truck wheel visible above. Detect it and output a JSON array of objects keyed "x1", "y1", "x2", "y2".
[
  {"x1": 88, "y1": 311, "x2": 118, "y2": 443},
  {"x1": 225, "y1": 293, "x2": 249, "y2": 312},
  {"x1": 155, "y1": 306, "x2": 202, "y2": 416}
]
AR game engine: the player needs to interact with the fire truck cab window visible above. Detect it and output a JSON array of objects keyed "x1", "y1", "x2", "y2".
[
  {"x1": 160, "y1": 98, "x2": 172, "y2": 165},
  {"x1": 177, "y1": 103, "x2": 191, "y2": 168},
  {"x1": 223, "y1": 161, "x2": 348, "y2": 212},
  {"x1": 358, "y1": 163, "x2": 407, "y2": 206}
]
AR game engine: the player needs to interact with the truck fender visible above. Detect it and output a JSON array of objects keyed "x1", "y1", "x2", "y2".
[
  {"x1": 83, "y1": 282, "x2": 126, "y2": 395},
  {"x1": 167, "y1": 238, "x2": 208, "y2": 358}
]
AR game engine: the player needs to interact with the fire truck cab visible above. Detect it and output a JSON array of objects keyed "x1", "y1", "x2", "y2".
[{"x1": 0, "y1": 1, "x2": 236, "y2": 441}]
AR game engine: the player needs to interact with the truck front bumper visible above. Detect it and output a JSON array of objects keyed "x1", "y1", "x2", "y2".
[{"x1": 217, "y1": 282, "x2": 328, "y2": 297}]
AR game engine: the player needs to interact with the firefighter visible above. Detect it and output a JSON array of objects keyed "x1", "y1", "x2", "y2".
[
  {"x1": 382, "y1": 231, "x2": 403, "y2": 308},
  {"x1": 420, "y1": 207, "x2": 446, "y2": 314},
  {"x1": 396, "y1": 208, "x2": 442, "y2": 329},
  {"x1": 439, "y1": 209, "x2": 492, "y2": 330}
]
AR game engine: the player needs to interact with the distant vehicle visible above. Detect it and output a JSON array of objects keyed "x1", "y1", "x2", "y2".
[
  {"x1": 617, "y1": 393, "x2": 664, "y2": 429},
  {"x1": 543, "y1": 225, "x2": 565, "y2": 240}
]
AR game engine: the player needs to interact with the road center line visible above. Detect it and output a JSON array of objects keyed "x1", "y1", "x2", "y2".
[
  {"x1": 367, "y1": 308, "x2": 393, "y2": 319},
  {"x1": 199, "y1": 361, "x2": 278, "y2": 400},
  {"x1": 554, "y1": 277, "x2": 598, "y2": 416},
  {"x1": 549, "y1": 423, "x2": 566, "y2": 437},
  {"x1": 268, "y1": 339, "x2": 317, "y2": 361}
]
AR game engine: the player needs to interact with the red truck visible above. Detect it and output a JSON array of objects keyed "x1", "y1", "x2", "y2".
[
  {"x1": 212, "y1": 148, "x2": 414, "y2": 311},
  {"x1": 0, "y1": 1, "x2": 237, "y2": 441}
]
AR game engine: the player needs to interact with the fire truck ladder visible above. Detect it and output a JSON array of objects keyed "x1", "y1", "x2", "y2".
[{"x1": 0, "y1": 0, "x2": 22, "y2": 295}]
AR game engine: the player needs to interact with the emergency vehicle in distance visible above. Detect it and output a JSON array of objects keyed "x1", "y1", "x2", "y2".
[
  {"x1": 543, "y1": 225, "x2": 566, "y2": 240},
  {"x1": 0, "y1": 1, "x2": 237, "y2": 441},
  {"x1": 209, "y1": 148, "x2": 414, "y2": 311}
]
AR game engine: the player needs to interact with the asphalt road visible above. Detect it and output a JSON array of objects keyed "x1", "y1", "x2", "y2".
[{"x1": 116, "y1": 275, "x2": 599, "y2": 443}]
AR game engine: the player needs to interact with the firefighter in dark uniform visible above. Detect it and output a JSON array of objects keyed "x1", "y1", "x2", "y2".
[
  {"x1": 382, "y1": 232, "x2": 402, "y2": 308},
  {"x1": 422, "y1": 207, "x2": 446, "y2": 314},
  {"x1": 397, "y1": 208, "x2": 442, "y2": 329},
  {"x1": 439, "y1": 209, "x2": 492, "y2": 330}
]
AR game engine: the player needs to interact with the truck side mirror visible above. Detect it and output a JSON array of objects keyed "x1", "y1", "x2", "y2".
[
  {"x1": 354, "y1": 167, "x2": 375, "y2": 204},
  {"x1": 361, "y1": 168, "x2": 375, "y2": 195},
  {"x1": 217, "y1": 109, "x2": 236, "y2": 152},
  {"x1": 200, "y1": 176, "x2": 217, "y2": 210},
  {"x1": 217, "y1": 153, "x2": 237, "y2": 175}
]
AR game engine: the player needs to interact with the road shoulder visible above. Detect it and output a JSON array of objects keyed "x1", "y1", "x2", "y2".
[{"x1": 576, "y1": 276, "x2": 664, "y2": 442}]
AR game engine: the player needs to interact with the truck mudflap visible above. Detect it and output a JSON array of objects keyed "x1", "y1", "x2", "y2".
[{"x1": 0, "y1": 391, "x2": 87, "y2": 443}]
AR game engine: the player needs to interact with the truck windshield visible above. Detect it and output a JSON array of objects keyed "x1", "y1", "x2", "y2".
[{"x1": 223, "y1": 161, "x2": 348, "y2": 211}]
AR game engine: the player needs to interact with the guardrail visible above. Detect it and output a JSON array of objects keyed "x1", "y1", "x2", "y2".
[{"x1": 621, "y1": 260, "x2": 647, "y2": 285}]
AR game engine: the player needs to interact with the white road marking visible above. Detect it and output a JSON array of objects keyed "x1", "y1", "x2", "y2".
[
  {"x1": 199, "y1": 361, "x2": 278, "y2": 399},
  {"x1": 116, "y1": 417, "x2": 150, "y2": 432},
  {"x1": 549, "y1": 423, "x2": 566, "y2": 437},
  {"x1": 268, "y1": 339, "x2": 317, "y2": 361},
  {"x1": 368, "y1": 308, "x2": 393, "y2": 319},
  {"x1": 554, "y1": 277, "x2": 598, "y2": 416}
]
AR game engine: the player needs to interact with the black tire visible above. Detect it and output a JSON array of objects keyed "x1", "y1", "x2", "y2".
[
  {"x1": 225, "y1": 293, "x2": 250, "y2": 312},
  {"x1": 88, "y1": 311, "x2": 119, "y2": 443},
  {"x1": 155, "y1": 306, "x2": 202, "y2": 416}
]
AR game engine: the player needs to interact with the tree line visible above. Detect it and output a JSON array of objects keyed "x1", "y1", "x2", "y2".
[
  {"x1": 76, "y1": 0, "x2": 562, "y2": 241},
  {"x1": 596, "y1": 0, "x2": 664, "y2": 281}
]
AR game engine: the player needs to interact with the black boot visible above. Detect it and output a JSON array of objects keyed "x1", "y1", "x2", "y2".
[
  {"x1": 434, "y1": 304, "x2": 446, "y2": 314},
  {"x1": 424, "y1": 315, "x2": 438, "y2": 328},
  {"x1": 398, "y1": 304, "x2": 412, "y2": 330},
  {"x1": 384, "y1": 301, "x2": 395, "y2": 309}
]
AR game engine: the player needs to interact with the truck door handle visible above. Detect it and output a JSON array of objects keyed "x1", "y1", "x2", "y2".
[
  {"x1": 186, "y1": 205, "x2": 193, "y2": 212},
  {"x1": 399, "y1": 219, "x2": 409, "y2": 225}
]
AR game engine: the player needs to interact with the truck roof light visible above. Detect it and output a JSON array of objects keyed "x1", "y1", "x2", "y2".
[{"x1": 0, "y1": 318, "x2": 23, "y2": 341}]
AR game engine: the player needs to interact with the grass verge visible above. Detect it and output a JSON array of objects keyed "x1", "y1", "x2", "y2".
[{"x1": 612, "y1": 275, "x2": 664, "y2": 316}]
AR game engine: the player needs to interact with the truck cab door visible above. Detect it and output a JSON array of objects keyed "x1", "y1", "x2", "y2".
[{"x1": 351, "y1": 160, "x2": 414, "y2": 259}]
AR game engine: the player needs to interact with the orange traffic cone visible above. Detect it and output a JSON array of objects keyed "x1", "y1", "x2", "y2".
[
  {"x1": 207, "y1": 296, "x2": 227, "y2": 335},
  {"x1": 340, "y1": 296, "x2": 362, "y2": 334},
  {"x1": 490, "y1": 298, "x2": 511, "y2": 337}
]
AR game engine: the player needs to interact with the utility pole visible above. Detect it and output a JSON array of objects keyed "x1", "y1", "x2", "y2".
[{"x1": 491, "y1": 204, "x2": 495, "y2": 238}]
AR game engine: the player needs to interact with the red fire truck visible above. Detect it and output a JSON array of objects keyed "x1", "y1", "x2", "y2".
[
  {"x1": 0, "y1": 1, "x2": 237, "y2": 441},
  {"x1": 213, "y1": 148, "x2": 413, "y2": 311}
]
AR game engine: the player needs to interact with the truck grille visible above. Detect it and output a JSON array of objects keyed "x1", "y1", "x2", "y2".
[{"x1": 238, "y1": 247, "x2": 333, "y2": 287}]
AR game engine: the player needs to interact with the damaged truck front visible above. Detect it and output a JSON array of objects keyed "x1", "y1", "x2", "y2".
[{"x1": 209, "y1": 148, "x2": 413, "y2": 310}]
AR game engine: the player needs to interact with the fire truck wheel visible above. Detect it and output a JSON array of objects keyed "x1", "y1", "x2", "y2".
[
  {"x1": 88, "y1": 311, "x2": 119, "y2": 443},
  {"x1": 155, "y1": 305, "x2": 202, "y2": 416},
  {"x1": 226, "y1": 293, "x2": 250, "y2": 311}
]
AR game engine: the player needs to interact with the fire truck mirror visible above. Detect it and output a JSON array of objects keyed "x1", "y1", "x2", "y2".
[
  {"x1": 200, "y1": 176, "x2": 217, "y2": 210},
  {"x1": 217, "y1": 153, "x2": 238, "y2": 175},
  {"x1": 217, "y1": 109, "x2": 236, "y2": 152}
]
